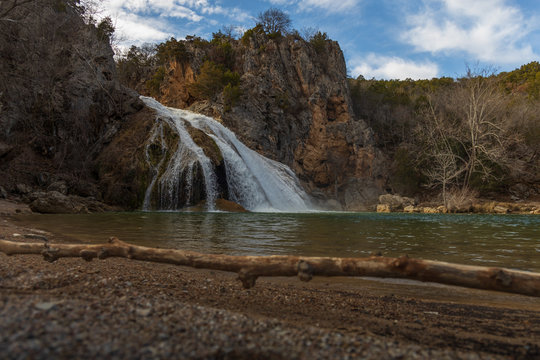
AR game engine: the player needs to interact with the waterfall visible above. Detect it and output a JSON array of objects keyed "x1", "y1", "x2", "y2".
[{"x1": 140, "y1": 96, "x2": 312, "y2": 212}]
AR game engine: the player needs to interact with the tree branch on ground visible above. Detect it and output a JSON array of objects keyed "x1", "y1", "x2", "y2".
[{"x1": 1, "y1": 237, "x2": 539, "y2": 296}]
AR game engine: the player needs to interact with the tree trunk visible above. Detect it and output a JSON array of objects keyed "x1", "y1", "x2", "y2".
[{"x1": 1, "y1": 237, "x2": 539, "y2": 296}]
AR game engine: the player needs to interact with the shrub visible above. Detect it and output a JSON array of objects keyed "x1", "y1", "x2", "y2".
[
  {"x1": 96, "y1": 17, "x2": 114, "y2": 43},
  {"x1": 207, "y1": 41, "x2": 235, "y2": 70},
  {"x1": 188, "y1": 61, "x2": 241, "y2": 101},
  {"x1": 309, "y1": 31, "x2": 328, "y2": 54},
  {"x1": 145, "y1": 67, "x2": 166, "y2": 96},
  {"x1": 241, "y1": 24, "x2": 264, "y2": 46},
  {"x1": 223, "y1": 83, "x2": 241, "y2": 111},
  {"x1": 156, "y1": 38, "x2": 191, "y2": 65}
]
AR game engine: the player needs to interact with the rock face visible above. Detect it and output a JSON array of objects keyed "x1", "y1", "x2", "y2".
[
  {"x1": 0, "y1": 3, "x2": 386, "y2": 211},
  {"x1": 0, "y1": 0, "x2": 141, "y2": 205},
  {"x1": 150, "y1": 34, "x2": 388, "y2": 210}
]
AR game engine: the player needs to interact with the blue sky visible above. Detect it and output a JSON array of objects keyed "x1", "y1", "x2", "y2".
[{"x1": 101, "y1": 0, "x2": 540, "y2": 80}]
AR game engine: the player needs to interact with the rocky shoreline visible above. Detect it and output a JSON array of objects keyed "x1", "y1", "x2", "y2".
[
  {"x1": 376, "y1": 194, "x2": 540, "y2": 215},
  {"x1": 1, "y1": 200, "x2": 540, "y2": 359}
]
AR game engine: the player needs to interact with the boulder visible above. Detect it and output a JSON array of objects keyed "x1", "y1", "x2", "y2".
[
  {"x1": 376, "y1": 204, "x2": 391, "y2": 213},
  {"x1": 28, "y1": 191, "x2": 112, "y2": 214},
  {"x1": 378, "y1": 194, "x2": 415, "y2": 211},
  {"x1": 422, "y1": 207, "x2": 439, "y2": 214},
  {"x1": 493, "y1": 205, "x2": 509, "y2": 214},
  {"x1": 403, "y1": 205, "x2": 420, "y2": 213},
  {"x1": 437, "y1": 206, "x2": 448, "y2": 214},
  {"x1": 30, "y1": 191, "x2": 87, "y2": 214}
]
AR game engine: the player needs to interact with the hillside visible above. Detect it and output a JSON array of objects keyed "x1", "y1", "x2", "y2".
[
  {"x1": 348, "y1": 67, "x2": 540, "y2": 205},
  {"x1": 115, "y1": 31, "x2": 387, "y2": 210}
]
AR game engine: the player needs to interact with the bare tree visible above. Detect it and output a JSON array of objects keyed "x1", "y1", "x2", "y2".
[
  {"x1": 256, "y1": 8, "x2": 291, "y2": 35},
  {"x1": 417, "y1": 95, "x2": 465, "y2": 206},
  {"x1": 416, "y1": 67, "x2": 516, "y2": 201},
  {"x1": 451, "y1": 68, "x2": 511, "y2": 187}
]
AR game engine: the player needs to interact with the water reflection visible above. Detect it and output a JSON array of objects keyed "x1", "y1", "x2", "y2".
[{"x1": 13, "y1": 212, "x2": 540, "y2": 272}]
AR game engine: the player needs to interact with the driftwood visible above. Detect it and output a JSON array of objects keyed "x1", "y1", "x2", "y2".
[{"x1": 1, "y1": 237, "x2": 540, "y2": 297}]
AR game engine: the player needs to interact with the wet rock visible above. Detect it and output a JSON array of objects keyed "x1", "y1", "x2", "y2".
[
  {"x1": 422, "y1": 207, "x2": 439, "y2": 214},
  {"x1": 376, "y1": 204, "x2": 391, "y2": 213},
  {"x1": 215, "y1": 199, "x2": 247, "y2": 212}
]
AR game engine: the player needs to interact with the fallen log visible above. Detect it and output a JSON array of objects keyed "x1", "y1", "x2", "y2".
[{"x1": 1, "y1": 237, "x2": 539, "y2": 296}]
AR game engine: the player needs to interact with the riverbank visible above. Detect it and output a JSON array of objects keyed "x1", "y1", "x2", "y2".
[
  {"x1": 1, "y1": 201, "x2": 540, "y2": 359},
  {"x1": 376, "y1": 194, "x2": 540, "y2": 214}
]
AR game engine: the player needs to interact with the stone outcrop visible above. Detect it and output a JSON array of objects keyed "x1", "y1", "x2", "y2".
[
  {"x1": 149, "y1": 34, "x2": 388, "y2": 210},
  {"x1": 0, "y1": 0, "x2": 141, "y2": 207}
]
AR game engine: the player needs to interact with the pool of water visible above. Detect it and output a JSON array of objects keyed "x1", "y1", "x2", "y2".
[{"x1": 12, "y1": 212, "x2": 540, "y2": 272}]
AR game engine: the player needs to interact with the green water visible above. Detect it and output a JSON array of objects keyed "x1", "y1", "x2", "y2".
[{"x1": 14, "y1": 212, "x2": 540, "y2": 272}]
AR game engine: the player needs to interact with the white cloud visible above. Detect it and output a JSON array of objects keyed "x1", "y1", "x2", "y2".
[
  {"x1": 350, "y1": 54, "x2": 439, "y2": 80},
  {"x1": 402, "y1": 0, "x2": 537, "y2": 64},
  {"x1": 268, "y1": 0, "x2": 361, "y2": 14},
  {"x1": 112, "y1": 14, "x2": 172, "y2": 48},
  {"x1": 101, "y1": 0, "x2": 252, "y2": 47},
  {"x1": 299, "y1": 0, "x2": 360, "y2": 13}
]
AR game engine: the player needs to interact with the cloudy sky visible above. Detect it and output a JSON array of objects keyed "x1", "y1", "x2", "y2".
[{"x1": 100, "y1": 0, "x2": 540, "y2": 80}]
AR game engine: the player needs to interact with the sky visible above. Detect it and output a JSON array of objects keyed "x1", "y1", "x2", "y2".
[{"x1": 99, "y1": 0, "x2": 540, "y2": 80}]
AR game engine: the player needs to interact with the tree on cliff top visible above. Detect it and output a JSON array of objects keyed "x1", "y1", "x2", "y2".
[{"x1": 257, "y1": 8, "x2": 291, "y2": 35}]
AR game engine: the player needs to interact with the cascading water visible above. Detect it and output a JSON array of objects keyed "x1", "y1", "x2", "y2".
[{"x1": 140, "y1": 96, "x2": 312, "y2": 212}]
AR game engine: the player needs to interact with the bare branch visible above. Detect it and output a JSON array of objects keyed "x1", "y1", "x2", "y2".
[{"x1": 1, "y1": 238, "x2": 540, "y2": 296}]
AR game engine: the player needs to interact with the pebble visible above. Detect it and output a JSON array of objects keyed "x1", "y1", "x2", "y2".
[{"x1": 34, "y1": 302, "x2": 59, "y2": 311}]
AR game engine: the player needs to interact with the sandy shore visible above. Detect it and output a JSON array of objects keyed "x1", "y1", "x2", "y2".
[{"x1": 1, "y1": 199, "x2": 539, "y2": 359}]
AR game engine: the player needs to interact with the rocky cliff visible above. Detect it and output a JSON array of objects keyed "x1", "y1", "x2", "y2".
[
  {"x1": 0, "y1": 3, "x2": 386, "y2": 211},
  {"x1": 0, "y1": 0, "x2": 142, "y2": 210},
  {"x1": 141, "y1": 33, "x2": 387, "y2": 210}
]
